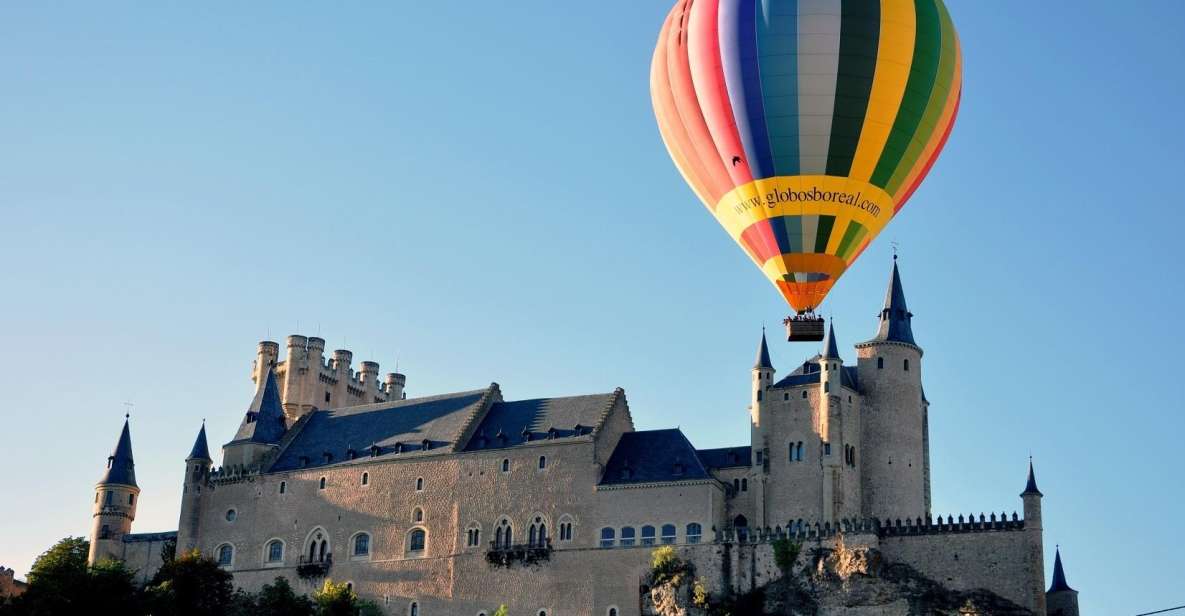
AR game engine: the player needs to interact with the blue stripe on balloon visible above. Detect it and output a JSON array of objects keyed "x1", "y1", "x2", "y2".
[
  {"x1": 757, "y1": 0, "x2": 799, "y2": 175},
  {"x1": 768, "y1": 216, "x2": 803, "y2": 254},
  {"x1": 720, "y1": 0, "x2": 775, "y2": 179}
]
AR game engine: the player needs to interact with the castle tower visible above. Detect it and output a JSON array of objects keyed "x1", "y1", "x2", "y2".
[
  {"x1": 280, "y1": 335, "x2": 310, "y2": 419},
  {"x1": 1022, "y1": 459, "x2": 1047, "y2": 615},
  {"x1": 88, "y1": 417, "x2": 140, "y2": 565},
  {"x1": 1045, "y1": 546, "x2": 1079, "y2": 616},
  {"x1": 176, "y1": 422, "x2": 212, "y2": 553},
  {"x1": 818, "y1": 322, "x2": 847, "y2": 522},
  {"x1": 385, "y1": 372, "x2": 407, "y2": 400},
  {"x1": 750, "y1": 330, "x2": 774, "y2": 527},
  {"x1": 855, "y1": 258, "x2": 929, "y2": 520},
  {"x1": 252, "y1": 340, "x2": 279, "y2": 387},
  {"x1": 223, "y1": 368, "x2": 287, "y2": 469}
]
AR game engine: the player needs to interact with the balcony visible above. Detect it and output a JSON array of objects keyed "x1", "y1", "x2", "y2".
[
  {"x1": 296, "y1": 553, "x2": 332, "y2": 579},
  {"x1": 485, "y1": 539, "x2": 552, "y2": 568}
]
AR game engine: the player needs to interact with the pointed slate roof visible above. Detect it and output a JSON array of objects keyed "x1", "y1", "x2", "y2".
[
  {"x1": 99, "y1": 418, "x2": 137, "y2": 487},
  {"x1": 754, "y1": 330, "x2": 774, "y2": 370},
  {"x1": 871, "y1": 259, "x2": 916, "y2": 346},
  {"x1": 187, "y1": 423, "x2": 211, "y2": 460},
  {"x1": 820, "y1": 321, "x2": 841, "y2": 360},
  {"x1": 1048, "y1": 547, "x2": 1075, "y2": 593},
  {"x1": 232, "y1": 369, "x2": 287, "y2": 445},
  {"x1": 1021, "y1": 458, "x2": 1043, "y2": 497}
]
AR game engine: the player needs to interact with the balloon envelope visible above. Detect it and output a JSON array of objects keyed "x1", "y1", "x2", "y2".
[{"x1": 651, "y1": 0, "x2": 962, "y2": 312}]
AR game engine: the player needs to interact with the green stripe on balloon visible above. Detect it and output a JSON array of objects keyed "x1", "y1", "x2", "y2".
[
  {"x1": 825, "y1": 0, "x2": 880, "y2": 177},
  {"x1": 870, "y1": 0, "x2": 942, "y2": 188},
  {"x1": 814, "y1": 215, "x2": 836, "y2": 253},
  {"x1": 885, "y1": 0, "x2": 958, "y2": 196},
  {"x1": 836, "y1": 221, "x2": 866, "y2": 259}
]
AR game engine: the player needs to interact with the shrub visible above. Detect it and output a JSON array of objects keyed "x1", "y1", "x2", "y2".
[{"x1": 772, "y1": 537, "x2": 802, "y2": 576}]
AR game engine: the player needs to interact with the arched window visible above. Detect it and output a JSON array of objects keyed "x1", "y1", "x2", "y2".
[
  {"x1": 413, "y1": 507, "x2": 424, "y2": 523},
  {"x1": 465, "y1": 522, "x2": 481, "y2": 548},
  {"x1": 305, "y1": 529, "x2": 329, "y2": 563},
  {"x1": 217, "y1": 544, "x2": 234, "y2": 567},
  {"x1": 501, "y1": 459, "x2": 510, "y2": 473},
  {"x1": 361, "y1": 472, "x2": 369, "y2": 486},
  {"x1": 495, "y1": 519, "x2": 512, "y2": 548},
  {"x1": 528, "y1": 516, "x2": 548, "y2": 547},
  {"x1": 318, "y1": 476, "x2": 326, "y2": 490},
  {"x1": 415, "y1": 477, "x2": 424, "y2": 491},
  {"x1": 620, "y1": 526, "x2": 636, "y2": 547},
  {"x1": 641, "y1": 525, "x2": 656, "y2": 546},
  {"x1": 741, "y1": 478, "x2": 748, "y2": 491},
  {"x1": 802, "y1": 390, "x2": 808, "y2": 399},
  {"x1": 353, "y1": 533, "x2": 371, "y2": 557},
  {"x1": 686, "y1": 523, "x2": 702, "y2": 544},
  {"x1": 225, "y1": 509, "x2": 237, "y2": 522},
  {"x1": 599, "y1": 527, "x2": 615, "y2": 548},
  {"x1": 733, "y1": 478, "x2": 740, "y2": 492},
  {"x1": 267, "y1": 539, "x2": 284, "y2": 563},
  {"x1": 608, "y1": 608, "x2": 619, "y2": 616},
  {"x1": 538, "y1": 611, "x2": 548, "y2": 616},
  {"x1": 409, "y1": 601, "x2": 418, "y2": 616},
  {"x1": 99, "y1": 524, "x2": 110, "y2": 539},
  {"x1": 279, "y1": 481, "x2": 286, "y2": 494},
  {"x1": 407, "y1": 528, "x2": 427, "y2": 553},
  {"x1": 538, "y1": 455, "x2": 547, "y2": 470},
  {"x1": 797, "y1": 441, "x2": 804, "y2": 461},
  {"x1": 661, "y1": 524, "x2": 677, "y2": 544},
  {"x1": 877, "y1": 356, "x2": 884, "y2": 369}
]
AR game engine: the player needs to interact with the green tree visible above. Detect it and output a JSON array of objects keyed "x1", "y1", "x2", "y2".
[
  {"x1": 313, "y1": 579, "x2": 357, "y2": 616},
  {"x1": 3, "y1": 537, "x2": 92, "y2": 615},
  {"x1": 143, "y1": 549, "x2": 234, "y2": 616},
  {"x1": 255, "y1": 577, "x2": 314, "y2": 616}
]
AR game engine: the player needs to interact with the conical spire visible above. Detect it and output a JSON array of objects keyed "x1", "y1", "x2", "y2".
[
  {"x1": 1048, "y1": 546, "x2": 1074, "y2": 592},
  {"x1": 754, "y1": 329, "x2": 774, "y2": 370},
  {"x1": 187, "y1": 422, "x2": 211, "y2": 461},
  {"x1": 99, "y1": 417, "x2": 137, "y2": 487},
  {"x1": 232, "y1": 368, "x2": 287, "y2": 444},
  {"x1": 820, "y1": 320, "x2": 841, "y2": 360},
  {"x1": 1021, "y1": 458, "x2": 1042, "y2": 497},
  {"x1": 871, "y1": 258, "x2": 916, "y2": 345}
]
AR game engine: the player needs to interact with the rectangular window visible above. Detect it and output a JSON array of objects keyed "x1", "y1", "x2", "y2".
[
  {"x1": 755, "y1": 451, "x2": 763, "y2": 465},
  {"x1": 824, "y1": 443, "x2": 831, "y2": 455}
]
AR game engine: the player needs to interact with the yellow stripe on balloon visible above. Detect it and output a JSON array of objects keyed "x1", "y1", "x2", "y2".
[
  {"x1": 889, "y1": 31, "x2": 961, "y2": 204},
  {"x1": 847, "y1": 0, "x2": 917, "y2": 183},
  {"x1": 711, "y1": 176, "x2": 895, "y2": 239}
]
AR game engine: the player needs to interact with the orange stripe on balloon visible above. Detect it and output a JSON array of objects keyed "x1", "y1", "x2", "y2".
[
  {"x1": 666, "y1": 0, "x2": 734, "y2": 206},
  {"x1": 687, "y1": 0, "x2": 754, "y2": 188},
  {"x1": 652, "y1": 8, "x2": 714, "y2": 206},
  {"x1": 896, "y1": 87, "x2": 960, "y2": 211}
]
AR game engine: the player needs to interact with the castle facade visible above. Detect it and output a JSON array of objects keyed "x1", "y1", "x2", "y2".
[{"x1": 87, "y1": 261, "x2": 1080, "y2": 615}]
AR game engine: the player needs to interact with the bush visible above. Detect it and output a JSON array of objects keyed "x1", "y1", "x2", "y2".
[
  {"x1": 649, "y1": 546, "x2": 692, "y2": 586},
  {"x1": 143, "y1": 549, "x2": 235, "y2": 616},
  {"x1": 772, "y1": 537, "x2": 802, "y2": 576}
]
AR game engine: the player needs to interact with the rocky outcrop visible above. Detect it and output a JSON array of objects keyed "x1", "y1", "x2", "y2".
[{"x1": 646, "y1": 539, "x2": 1031, "y2": 616}]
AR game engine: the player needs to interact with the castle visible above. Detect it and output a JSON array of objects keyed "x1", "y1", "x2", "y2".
[{"x1": 86, "y1": 261, "x2": 1081, "y2": 615}]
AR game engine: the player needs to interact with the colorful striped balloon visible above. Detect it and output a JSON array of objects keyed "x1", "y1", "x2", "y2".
[{"x1": 651, "y1": 0, "x2": 962, "y2": 313}]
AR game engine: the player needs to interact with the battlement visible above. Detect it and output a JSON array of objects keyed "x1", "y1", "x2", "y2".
[
  {"x1": 714, "y1": 512, "x2": 1026, "y2": 544},
  {"x1": 252, "y1": 334, "x2": 406, "y2": 420}
]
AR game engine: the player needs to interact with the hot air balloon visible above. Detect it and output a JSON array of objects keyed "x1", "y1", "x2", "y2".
[{"x1": 651, "y1": 0, "x2": 962, "y2": 341}]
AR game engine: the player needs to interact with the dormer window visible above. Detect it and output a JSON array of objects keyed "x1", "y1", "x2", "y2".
[
  {"x1": 547, "y1": 427, "x2": 559, "y2": 439},
  {"x1": 522, "y1": 428, "x2": 533, "y2": 442},
  {"x1": 573, "y1": 424, "x2": 586, "y2": 435},
  {"x1": 299, "y1": 456, "x2": 310, "y2": 468},
  {"x1": 346, "y1": 448, "x2": 356, "y2": 460},
  {"x1": 322, "y1": 452, "x2": 333, "y2": 464},
  {"x1": 393, "y1": 442, "x2": 404, "y2": 454},
  {"x1": 369, "y1": 445, "x2": 381, "y2": 457},
  {"x1": 421, "y1": 439, "x2": 432, "y2": 451},
  {"x1": 672, "y1": 462, "x2": 684, "y2": 476}
]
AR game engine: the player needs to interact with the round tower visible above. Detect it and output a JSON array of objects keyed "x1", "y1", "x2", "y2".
[
  {"x1": 88, "y1": 417, "x2": 140, "y2": 565},
  {"x1": 176, "y1": 423, "x2": 212, "y2": 554},
  {"x1": 253, "y1": 340, "x2": 279, "y2": 386},
  {"x1": 750, "y1": 330, "x2": 774, "y2": 527},
  {"x1": 855, "y1": 258, "x2": 928, "y2": 520},
  {"x1": 385, "y1": 372, "x2": 407, "y2": 400},
  {"x1": 281, "y1": 335, "x2": 309, "y2": 417},
  {"x1": 1046, "y1": 546, "x2": 1079, "y2": 616},
  {"x1": 817, "y1": 322, "x2": 844, "y2": 523},
  {"x1": 1022, "y1": 459, "x2": 1047, "y2": 615}
]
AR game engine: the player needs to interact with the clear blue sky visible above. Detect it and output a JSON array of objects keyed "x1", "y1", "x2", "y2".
[{"x1": 1, "y1": 2, "x2": 1181, "y2": 612}]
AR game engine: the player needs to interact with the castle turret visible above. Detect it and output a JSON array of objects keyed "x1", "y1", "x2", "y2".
[
  {"x1": 1022, "y1": 459, "x2": 1047, "y2": 614},
  {"x1": 818, "y1": 322, "x2": 844, "y2": 522},
  {"x1": 360, "y1": 361, "x2": 381, "y2": 392},
  {"x1": 253, "y1": 340, "x2": 279, "y2": 386},
  {"x1": 750, "y1": 330, "x2": 774, "y2": 526},
  {"x1": 223, "y1": 369, "x2": 287, "y2": 469},
  {"x1": 1046, "y1": 546, "x2": 1079, "y2": 616},
  {"x1": 856, "y1": 258, "x2": 928, "y2": 520},
  {"x1": 177, "y1": 423, "x2": 211, "y2": 553},
  {"x1": 88, "y1": 417, "x2": 140, "y2": 565},
  {"x1": 281, "y1": 335, "x2": 310, "y2": 418},
  {"x1": 385, "y1": 372, "x2": 407, "y2": 400}
]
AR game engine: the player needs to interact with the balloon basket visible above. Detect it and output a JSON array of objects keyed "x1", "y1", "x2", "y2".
[{"x1": 784, "y1": 315, "x2": 825, "y2": 342}]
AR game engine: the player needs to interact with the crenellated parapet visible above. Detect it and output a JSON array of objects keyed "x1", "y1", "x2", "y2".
[
  {"x1": 713, "y1": 511, "x2": 1027, "y2": 544},
  {"x1": 252, "y1": 334, "x2": 407, "y2": 420}
]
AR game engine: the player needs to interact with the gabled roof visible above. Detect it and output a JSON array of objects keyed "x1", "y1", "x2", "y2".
[
  {"x1": 696, "y1": 446, "x2": 751, "y2": 470},
  {"x1": 99, "y1": 418, "x2": 137, "y2": 487},
  {"x1": 1048, "y1": 547, "x2": 1075, "y2": 593},
  {"x1": 462, "y1": 393, "x2": 616, "y2": 451},
  {"x1": 232, "y1": 369, "x2": 287, "y2": 445},
  {"x1": 188, "y1": 423, "x2": 211, "y2": 460},
  {"x1": 599, "y1": 429, "x2": 711, "y2": 486},
  {"x1": 771, "y1": 356, "x2": 859, "y2": 390},
  {"x1": 269, "y1": 387, "x2": 493, "y2": 472},
  {"x1": 870, "y1": 259, "x2": 916, "y2": 345},
  {"x1": 754, "y1": 330, "x2": 774, "y2": 370}
]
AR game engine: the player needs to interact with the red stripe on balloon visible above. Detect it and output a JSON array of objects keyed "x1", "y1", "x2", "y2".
[
  {"x1": 740, "y1": 220, "x2": 781, "y2": 263},
  {"x1": 687, "y1": 0, "x2": 754, "y2": 188}
]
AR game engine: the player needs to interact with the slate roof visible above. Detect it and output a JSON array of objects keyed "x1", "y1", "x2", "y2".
[
  {"x1": 771, "y1": 356, "x2": 859, "y2": 390},
  {"x1": 1022, "y1": 459, "x2": 1042, "y2": 496},
  {"x1": 599, "y1": 429, "x2": 711, "y2": 485},
  {"x1": 696, "y1": 446, "x2": 751, "y2": 470},
  {"x1": 462, "y1": 393, "x2": 615, "y2": 451},
  {"x1": 269, "y1": 388, "x2": 492, "y2": 472},
  {"x1": 123, "y1": 531, "x2": 177, "y2": 544},
  {"x1": 821, "y1": 321, "x2": 841, "y2": 360},
  {"x1": 870, "y1": 259, "x2": 916, "y2": 345},
  {"x1": 232, "y1": 369, "x2": 287, "y2": 445},
  {"x1": 188, "y1": 424, "x2": 211, "y2": 460},
  {"x1": 754, "y1": 331, "x2": 774, "y2": 370},
  {"x1": 1048, "y1": 547, "x2": 1074, "y2": 592},
  {"x1": 99, "y1": 418, "x2": 137, "y2": 487}
]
